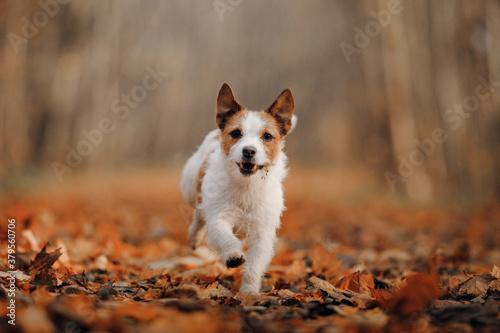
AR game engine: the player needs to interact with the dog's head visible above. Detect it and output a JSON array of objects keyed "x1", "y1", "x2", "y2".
[{"x1": 216, "y1": 83, "x2": 296, "y2": 176}]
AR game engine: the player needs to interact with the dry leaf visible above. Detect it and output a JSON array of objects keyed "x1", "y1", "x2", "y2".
[
  {"x1": 199, "y1": 283, "x2": 234, "y2": 299},
  {"x1": 0, "y1": 270, "x2": 32, "y2": 281},
  {"x1": 491, "y1": 266, "x2": 500, "y2": 279},
  {"x1": 458, "y1": 277, "x2": 489, "y2": 298},
  {"x1": 28, "y1": 245, "x2": 62, "y2": 275},
  {"x1": 384, "y1": 273, "x2": 441, "y2": 316},
  {"x1": 308, "y1": 276, "x2": 353, "y2": 303},
  {"x1": 487, "y1": 279, "x2": 500, "y2": 292},
  {"x1": 96, "y1": 281, "x2": 118, "y2": 300},
  {"x1": 335, "y1": 271, "x2": 375, "y2": 294},
  {"x1": 277, "y1": 289, "x2": 296, "y2": 298},
  {"x1": 234, "y1": 293, "x2": 260, "y2": 306}
]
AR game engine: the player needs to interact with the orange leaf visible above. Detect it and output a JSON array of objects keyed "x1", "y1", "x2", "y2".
[
  {"x1": 293, "y1": 293, "x2": 306, "y2": 302},
  {"x1": 368, "y1": 287, "x2": 393, "y2": 306},
  {"x1": 335, "y1": 271, "x2": 375, "y2": 294},
  {"x1": 383, "y1": 273, "x2": 441, "y2": 316},
  {"x1": 144, "y1": 288, "x2": 153, "y2": 299}
]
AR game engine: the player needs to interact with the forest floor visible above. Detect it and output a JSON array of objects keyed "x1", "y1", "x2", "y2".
[{"x1": 1, "y1": 168, "x2": 499, "y2": 333}]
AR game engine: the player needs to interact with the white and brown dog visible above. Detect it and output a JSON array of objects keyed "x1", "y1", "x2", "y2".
[{"x1": 180, "y1": 83, "x2": 296, "y2": 295}]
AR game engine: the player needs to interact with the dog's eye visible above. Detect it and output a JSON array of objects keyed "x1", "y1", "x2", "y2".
[
  {"x1": 230, "y1": 129, "x2": 242, "y2": 139},
  {"x1": 262, "y1": 133, "x2": 273, "y2": 142}
]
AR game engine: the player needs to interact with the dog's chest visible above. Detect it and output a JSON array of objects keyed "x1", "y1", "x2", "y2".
[{"x1": 227, "y1": 180, "x2": 268, "y2": 213}]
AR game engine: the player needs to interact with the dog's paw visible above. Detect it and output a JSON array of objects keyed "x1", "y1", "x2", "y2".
[{"x1": 225, "y1": 253, "x2": 246, "y2": 268}]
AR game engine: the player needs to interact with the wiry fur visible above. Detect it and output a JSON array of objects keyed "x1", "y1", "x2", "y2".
[{"x1": 180, "y1": 83, "x2": 297, "y2": 295}]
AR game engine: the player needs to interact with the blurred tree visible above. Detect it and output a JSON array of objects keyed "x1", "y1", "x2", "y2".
[{"x1": 0, "y1": 0, "x2": 498, "y2": 203}]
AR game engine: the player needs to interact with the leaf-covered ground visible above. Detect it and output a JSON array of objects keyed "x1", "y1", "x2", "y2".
[{"x1": 1, "y1": 169, "x2": 500, "y2": 332}]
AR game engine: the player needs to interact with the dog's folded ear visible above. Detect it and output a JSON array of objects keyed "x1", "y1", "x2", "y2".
[
  {"x1": 216, "y1": 83, "x2": 243, "y2": 131},
  {"x1": 267, "y1": 88, "x2": 294, "y2": 136}
]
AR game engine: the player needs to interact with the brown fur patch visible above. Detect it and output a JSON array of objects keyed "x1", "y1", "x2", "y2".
[
  {"x1": 219, "y1": 110, "x2": 284, "y2": 166},
  {"x1": 257, "y1": 111, "x2": 284, "y2": 165},
  {"x1": 194, "y1": 160, "x2": 208, "y2": 205},
  {"x1": 220, "y1": 109, "x2": 249, "y2": 156},
  {"x1": 266, "y1": 88, "x2": 294, "y2": 136},
  {"x1": 216, "y1": 83, "x2": 243, "y2": 131}
]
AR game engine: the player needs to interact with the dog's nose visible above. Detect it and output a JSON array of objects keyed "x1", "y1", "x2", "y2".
[{"x1": 242, "y1": 146, "x2": 256, "y2": 159}]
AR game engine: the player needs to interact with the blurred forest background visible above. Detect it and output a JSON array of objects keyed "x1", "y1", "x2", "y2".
[{"x1": 1, "y1": 0, "x2": 500, "y2": 205}]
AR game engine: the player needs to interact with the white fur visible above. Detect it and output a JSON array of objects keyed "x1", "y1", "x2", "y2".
[
  {"x1": 227, "y1": 112, "x2": 270, "y2": 167},
  {"x1": 290, "y1": 114, "x2": 298, "y2": 134},
  {"x1": 180, "y1": 129, "x2": 220, "y2": 207},
  {"x1": 180, "y1": 112, "x2": 295, "y2": 295}
]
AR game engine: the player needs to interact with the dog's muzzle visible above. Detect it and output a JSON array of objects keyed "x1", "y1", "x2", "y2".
[
  {"x1": 236, "y1": 161, "x2": 265, "y2": 176},
  {"x1": 236, "y1": 146, "x2": 265, "y2": 176}
]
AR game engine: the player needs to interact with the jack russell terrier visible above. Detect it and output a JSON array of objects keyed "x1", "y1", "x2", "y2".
[{"x1": 180, "y1": 83, "x2": 297, "y2": 294}]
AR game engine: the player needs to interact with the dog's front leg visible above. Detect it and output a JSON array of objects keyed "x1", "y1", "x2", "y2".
[
  {"x1": 239, "y1": 225, "x2": 277, "y2": 295},
  {"x1": 206, "y1": 212, "x2": 245, "y2": 268}
]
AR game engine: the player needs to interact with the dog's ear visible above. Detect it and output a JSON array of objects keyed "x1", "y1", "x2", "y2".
[
  {"x1": 216, "y1": 83, "x2": 243, "y2": 131},
  {"x1": 266, "y1": 88, "x2": 294, "y2": 136}
]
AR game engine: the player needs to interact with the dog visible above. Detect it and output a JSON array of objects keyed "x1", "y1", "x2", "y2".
[{"x1": 180, "y1": 83, "x2": 296, "y2": 295}]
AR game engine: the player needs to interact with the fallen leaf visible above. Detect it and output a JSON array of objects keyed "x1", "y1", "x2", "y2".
[
  {"x1": 308, "y1": 276, "x2": 353, "y2": 303},
  {"x1": 335, "y1": 271, "x2": 375, "y2": 294},
  {"x1": 368, "y1": 287, "x2": 393, "y2": 306},
  {"x1": 277, "y1": 289, "x2": 296, "y2": 299},
  {"x1": 64, "y1": 271, "x2": 89, "y2": 288},
  {"x1": 234, "y1": 293, "x2": 260, "y2": 306},
  {"x1": 488, "y1": 279, "x2": 500, "y2": 292},
  {"x1": 96, "y1": 281, "x2": 118, "y2": 300},
  {"x1": 163, "y1": 284, "x2": 200, "y2": 299},
  {"x1": 31, "y1": 268, "x2": 57, "y2": 291},
  {"x1": 60, "y1": 285, "x2": 88, "y2": 295},
  {"x1": 491, "y1": 266, "x2": 500, "y2": 279},
  {"x1": 457, "y1": 274, "x2": 496, "y2": 299},
  {"x1": 0, "y1": 270, "x2": 32, "y2": 281},
  {"x1": 28, "y1": 245, "x2": 62, "y2": 275},
  {"x1": 384, "y1": 273, "x2": 441, "y2": 316},
  {"x1": 144, "y1": 288, "x2": 153, "y2": 299},
  {"x1": 199, "y1": 283, "x2": 234, "y2": 299}
]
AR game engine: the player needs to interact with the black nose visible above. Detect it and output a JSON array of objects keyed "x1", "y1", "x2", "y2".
[{"x1": 242, "y1": 146, "x2": 256, "y2": 159}]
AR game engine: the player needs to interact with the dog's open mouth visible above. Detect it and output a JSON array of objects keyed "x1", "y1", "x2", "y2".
[{"x1": 236, "y1": 162, "x2": 264, "y2": 176}]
